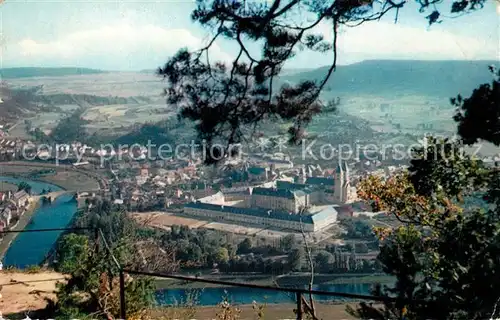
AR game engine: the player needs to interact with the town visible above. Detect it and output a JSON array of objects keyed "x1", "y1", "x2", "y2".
[
  {"x1": 0, "y1": 133, "x2": 410, "y2": 274},
  {"x1": 0, "y1": 0, "x2": 497, "y2": 317}
]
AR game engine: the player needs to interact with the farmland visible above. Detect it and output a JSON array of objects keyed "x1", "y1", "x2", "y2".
[
  {"x1": 4, "y1": 71, "x2": 175, "y2": 137},
  {"x1": 2, "y1": 62, "x2": 498, "y2": 160}
]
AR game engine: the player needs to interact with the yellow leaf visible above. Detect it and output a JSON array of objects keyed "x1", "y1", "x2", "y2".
[{"x1": 402, "y1": 306, "x2": 408, "y2": 315}]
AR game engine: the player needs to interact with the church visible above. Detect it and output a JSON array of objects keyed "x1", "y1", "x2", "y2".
[
  {"x1": 333, "y1": 160, "x2": 356, "y2": 204},
  {"x1": 299, "y1": 160, "x2": 356, "y2": 205}
]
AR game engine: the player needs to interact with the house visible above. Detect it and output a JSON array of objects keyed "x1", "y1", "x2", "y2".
[
  {"x1": 247, "y1": 166, "x2": 269, "y2": 181},
  {"x1": 12, "y1": 190, "x2": 29, "y2": 208},
  {"x1": 0, "y1": 192, "x2": 6, "y2": 202},
  {"x1": 140, "y1": 168, "x2": 149, "y2": 177},
  {"x1": 0, "y1": 207, "x2": 12, "y2": 227},
  {"x1": 135, "y1": 175, "x2": 148, "y2": 186}
]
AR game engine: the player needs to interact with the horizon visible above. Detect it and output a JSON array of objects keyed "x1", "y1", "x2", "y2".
[{"x1": 2, "y1": 58, "x2": 499, "y2": 74}]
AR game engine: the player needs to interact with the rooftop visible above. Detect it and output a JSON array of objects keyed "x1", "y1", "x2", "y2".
[
  {"x1": 252, "y1": 187, "x2": 305, "y2": 199},
  {"x1": 248, "y1": 167, "x2": 267, "y2": 175},
  {"x1": 185, "y1": 202, "x2": 337, "y2": 224},
  {"x1": 13, "y1": 190, "x2": 28, "y2": 200},
  {"x1": 276, "y1": 180, "x2": 308, "y2": 190},
  {"x1": 305, "y1": 177, "x2": 335, "y2": 186}
]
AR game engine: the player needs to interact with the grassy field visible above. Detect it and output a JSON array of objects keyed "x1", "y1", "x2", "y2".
[
  {"x1": 0, "y1": 181, "x2": 18, "y2": 192},
  {"x1": 39, "y1": 171, "x2": 100, "y2": 191},
  {"x1": 0, "y1": 164, "x2": 100, "y2": 191}
]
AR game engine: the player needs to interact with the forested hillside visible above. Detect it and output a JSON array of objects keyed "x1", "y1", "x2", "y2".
[{"x1": 283, "y1": 60, "x2": 497, "y2": 98}]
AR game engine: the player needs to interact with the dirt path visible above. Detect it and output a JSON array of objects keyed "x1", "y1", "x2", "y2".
[
  {"x1": 151, "y1": 303, "x2": 357, "y2": 319},
  {"x1": 0, "y1": 271, "x2": 67, "y2": 315}
]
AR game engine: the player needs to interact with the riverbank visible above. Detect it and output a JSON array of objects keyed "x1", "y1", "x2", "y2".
[
  {"x1": 3, "y1": 193, "x2": 78, "y2": 268},
  {"x1": 0, "y1": 181, "x2": 18, "y2": 192},
  {"x1": 149, "y1": 302, "x2": 357, "y2": 319},
  {"x1": 1, "y1": 161, "x2": 104, "y2": 191},
  {"x1": 0, "y1": 198, "x2": 41, "y2": 259},
  {"x1": 155, "y1": 273, "x2": 394, "y2": 290}
]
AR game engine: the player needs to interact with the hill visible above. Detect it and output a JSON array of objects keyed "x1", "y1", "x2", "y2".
[
  {"x1": 0, "y1": 67, "x2": 106, "y2": 79},
  {"x1": 282, "y1": 60, "x2": 498, "y2": 98},
  {"x1": 0, "y1": 86, "x2": 41, "y2": 121}
]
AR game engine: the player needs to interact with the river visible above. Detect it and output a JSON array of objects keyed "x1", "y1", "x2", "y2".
[
  {"x1": 156, "y1": 283, "x2": 373, "y2": 306},
  {"x1": 0, "y1": 176, "x2": 379, "y2": 305},
  {"x1": 0, "y1": 176, "x2": 78, "y2": 268}
]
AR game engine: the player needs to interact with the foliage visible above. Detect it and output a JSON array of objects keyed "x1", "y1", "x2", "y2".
[
  {"x1": 215, "y1": 294, "x2": 241, "y2": 320},
  {"x1": 114, "y1": 120, "x2": 185, "y2": 147},
  {"x1": 25, "y1": 265, "x2": 42, "y2": 274},
  {"x1": 160, "y1": 0, "x2": 486, "y2": 163},
  {"x1": 352, "y1": 69, "x2": 500, "y2": 319},
  {"x1": 215, "y1": 247, "x2": 230, "y2": 264},
  {"x1": 49, "y1": 200, "x2": 163, "y2": 319},
  {"x1": 314, "y1": 250, "x2": 333, "y2": 270},
  {"x1": 49, "y1": 107, "x2": 89, "y2": 144},
  {"x1": 341, "y1": 217, "x2": 373, "y2": 239},
  {"x1": 236, "y1": 238, "x2": 252, "y2": 254},
  {"x1": 17, "y1": 181, "x2": 32, "y2": 194},
  {"x1": 280, "y1": 234, "x2": 297, "y2": 251},
  {"x1": 52, "y1": 232, "x2": 156, "y2": 319},
  {"x1": 55, "y1": 233, "x2": 90, "y2": 274},
  {"x1": 453, "y1": 66, "x2": 500, "y2": 146},
  {"x1": 287, "y1": 247, "x2": 304, "y2": 271}
]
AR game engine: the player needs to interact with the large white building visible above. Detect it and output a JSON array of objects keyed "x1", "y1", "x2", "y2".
[
  {"x1": 184, "y1": 201, "x2": 337, "y2": 232},
  {"x1": 251, "y1": 187, "x2": 306, "y2": 213}
]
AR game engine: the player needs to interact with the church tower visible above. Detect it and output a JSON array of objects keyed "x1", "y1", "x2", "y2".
[
  {"x1": 334, "y1": 162, "x2": 344, "y2": 203},
  {"x1": 334, "y1": 160, "x2": 352, "y2": 203},
  {"x1": 342, "y1": 161, "x2": 351, "y2": 203}
]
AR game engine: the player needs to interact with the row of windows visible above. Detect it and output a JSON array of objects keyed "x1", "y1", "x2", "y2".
[{"x1": 185, "y1": 208, "x2": 317, "y2": 231}]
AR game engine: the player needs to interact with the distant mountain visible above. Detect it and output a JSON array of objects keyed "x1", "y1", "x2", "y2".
[
  {"x1": 0, "y1": 67, "x2": 107, "y2": 79},
  {"x1": 139, "y1": 69, "x2": 158, "y2": 75},
  {"x1": 280, "y1": 68, "x2": 317, "y2": 76},
  {"x1": 282, "y1": 60, "x2": 498, "y2": 98}
]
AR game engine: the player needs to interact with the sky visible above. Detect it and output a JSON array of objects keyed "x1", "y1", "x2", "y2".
[{"x1": 1, "y1": 0, "x2": 498, "y2": 71}]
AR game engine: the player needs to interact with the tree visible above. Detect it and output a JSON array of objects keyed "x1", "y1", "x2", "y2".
[
  {"x1": 351, "y1": 68, "x2": 500, "y2": 319},
  {"x1": 53, "y1": 232, "x2": 156, "y2": 319},
  {"x1": 453, "y1": 66, "x2": 500, "y2": 146},
  {"x1": 55, "y1": 234, "x2": 90, "y2": 274},
  {"x1": 160, "y1": 0, "x2": 487, "y2": 163},
  {"x1": 314, "y1": 250, "x2": 333, "y2": 271},
  {"x1": 354, "y1": 242, "x2": 369, "y2": 254},
  {"x1": 17, "y1": 181, "x2": 32, "y2": 194},
  {"x1": 215, "y1": 247, "x2": 230, "y2": 265},
  {"x1": 343, "y1": 217, "x2": 373, "y2": 239},
  {"x1": 280, "y1": 234, "x2": 296, "y2": 252},
  {"x1": 50, "y1": 107, "x2": 89, "y2": 144},
  {"x1": 237, "y1": 238, "x2": 252, "y2": 254},
  {"x1": 287, "y1": 247, "x2": 304, "y2": 271}
]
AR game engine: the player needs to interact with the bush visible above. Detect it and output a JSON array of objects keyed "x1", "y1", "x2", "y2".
[{"x1": 25, "y1": 265, "x2": 42, "y2": 273}]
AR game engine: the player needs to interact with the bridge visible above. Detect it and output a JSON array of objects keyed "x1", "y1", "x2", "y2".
[{"x1": 35, "y1": 189, "x2": 104, "y2": 202}]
